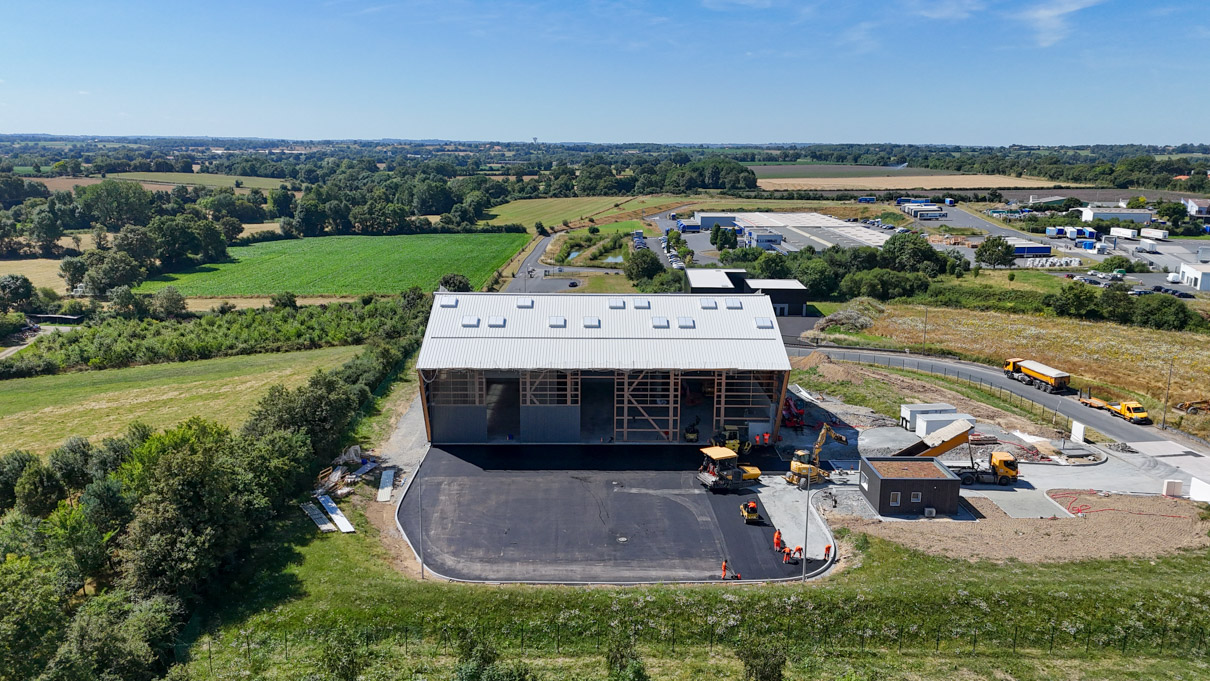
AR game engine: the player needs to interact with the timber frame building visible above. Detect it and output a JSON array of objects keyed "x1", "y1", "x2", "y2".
[{"x1": 416, "y1": 293, "x2": 792, "y2": 444}]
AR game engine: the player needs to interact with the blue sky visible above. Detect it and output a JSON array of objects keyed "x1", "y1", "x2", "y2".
[{"x1": 0, "y1": 1, "x2": 1204, "y2": 145}]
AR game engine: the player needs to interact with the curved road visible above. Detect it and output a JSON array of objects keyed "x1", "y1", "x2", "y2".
[{"x1": 793, "y1": 346, "x2": 1164, "y2": 444}]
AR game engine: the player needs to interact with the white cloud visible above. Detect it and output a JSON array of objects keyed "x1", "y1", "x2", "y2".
[
  {"x1": 904, "y1": 0, "x2": 986, "y2": 20},
  {"x1": 837, "y1": 20, "x2": 880, "y2": 53},
  {"x1": 1019, "y1": 0, "x2": 1105, "y2": 47},
  {"x1": 77, "y1": 90, "x2": 90, "y2": 96}
]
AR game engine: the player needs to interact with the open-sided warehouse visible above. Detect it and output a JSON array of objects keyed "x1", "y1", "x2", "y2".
[{"x1": 416, "y1": 293, "x2": 792, "y2": 444}]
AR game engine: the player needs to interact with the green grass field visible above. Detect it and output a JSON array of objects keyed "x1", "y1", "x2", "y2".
[
  {"x1": 484, "y1": 197, "x2": 640, "y2": 228},
  {"x1": 109, "y1": 171, "x2": 284, "y2": 190},
  {"x1": 0, "y1": 345, "x2": 360, "y2": 455},
  {"x1": 135, "y1": 233, "x2": 529, "y2": 296},
  {"x1": 176, "y1": 490, "x2": 1210, "y2": 681}
]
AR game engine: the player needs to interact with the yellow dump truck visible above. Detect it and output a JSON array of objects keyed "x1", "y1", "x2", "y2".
[{"x1": 1003, "y1": 358, "x2": 1071, "y2": 393}]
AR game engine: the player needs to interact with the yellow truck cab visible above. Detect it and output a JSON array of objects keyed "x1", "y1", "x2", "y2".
[
  {"x1": 1110, "y1": 401, "x2": 1151, "y2": 424},
  {"x1": 946, "y1": 451, "x2": 1018, "y2": 486}
]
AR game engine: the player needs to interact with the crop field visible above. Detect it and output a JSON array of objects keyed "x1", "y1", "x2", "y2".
[
  {"x1": 870, "y1": 304, "x2": 1210, "y2": 437},
  {"x1": 483, "y1": 196, "x2": 641, "y2": 229},
  {"x1": 29, "y1": 176, "x2": 169, "y2": 193},
  {"x1": 758, "y1": 175, "x2": 1078, "y2": 191},
  {"x1": 135, "y1": 233, "x2": 529, "y2": 296},
  {"x1": 747, "y1": 164, "x2": 962, "y2": 179},
  {"x1": 109, "y1": 171, "x2": 284, "y2": 190},
  {"x1": 0, "y1": 345, "x2": 360, "y2": 455},
  {"x1": 0, "y1": 257, "x2": 67, "y2": 292}
]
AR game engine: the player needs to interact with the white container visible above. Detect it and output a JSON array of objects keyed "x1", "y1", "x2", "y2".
[
  {"x1": 915, "y1": 413, "x2": 975, "y2": 437},
  {"x1": 899, "y1": 403, "x2": 957, "y2": 431},
  {"x1": 1140, "y1": 228, "x2": 1168, "y2": 240}
]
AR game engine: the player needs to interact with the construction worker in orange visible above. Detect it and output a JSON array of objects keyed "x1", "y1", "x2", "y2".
[
  {"x1": 721, "y1": 559, "x2": 728, "y2": 579},
  {"x1": 782, "y1": 546, "x2": 793, "y2": 564},
  {"x1": 746, "y1": 500, "x2": 757, "y2": 515},
  {"x1": 773, "y1": 528, "x2": 783, "y2": 552},
  {"x1": 824, "y1": 544, "x2": 833, "y2": 561},
  {"x1": 793, "y1": 545, "x2": 803, "y2": 559}
]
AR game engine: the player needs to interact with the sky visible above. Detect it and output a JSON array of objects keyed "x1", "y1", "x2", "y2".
[{"x1": 0, "y1": 0, "x2": 1204, "y2": 146}]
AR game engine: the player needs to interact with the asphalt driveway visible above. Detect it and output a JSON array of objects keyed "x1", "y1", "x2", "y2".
[{"x1": 396, "y1": 445, "x2": 816, "y2": 583}]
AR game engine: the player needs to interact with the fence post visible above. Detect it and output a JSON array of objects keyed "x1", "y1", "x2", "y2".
[
  {"x1": 1085, "y1": 623, "x2": 1091, "y2": 654},
  {"x1": 1012, "y1": 625, "x2": 1017, "y2": 654},
  {"x1": 1160, "y1": 626, "x2": 1166, "y2": 655},
  {"x1": 557, "y1": 621, "x2": 561, "y2": 655},
  {"x1": 936, "y1": 627, "x2": 941, "y2": 652},
  {"x1": 596, "y1": 622, "x2": 601, "y2": 651},
  {"x1": 1121, "y1": 631, "x2": 1128, "y2": 654},
  {"x1": 1049, "y1": 623, "x2": 1055, "y2": 653},
  {"x1": 972, "y1": 629, "x2": 977, "y2": 653}
]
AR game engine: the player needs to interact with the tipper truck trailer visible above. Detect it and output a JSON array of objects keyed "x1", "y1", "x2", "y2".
[{"x1": 1003, "y1": 358, "x2": 1070, "y2": 393}]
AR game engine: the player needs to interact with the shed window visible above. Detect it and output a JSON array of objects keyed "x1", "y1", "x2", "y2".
[
  {"x1": 651, "y1": 316, "x2": 670, "y2": 329},
  {"x1": 725, "y1": 298, "x2": 742, "y2": 309},
  {"x1": 460, "y1": 315, "x2": 480, "y2": 328},
  {"x1": 859, "y1": 471, "x2": 868, "y2": 490},
  {"x1": 635, "y1": 299, "x2": 651, "y2": 309},
  {"x1": 700, "y1": 298, "x2": 718, "y2": 310},
  {"x1": 677, "y1": 316, "x2": 695, "y2": 329},
  {"x1": 548, "y1": 316, "x2": 566, "y2": 328},
  {"x1": 487, "y1": 316, "x2": 506, "y2": 328},
  {"x1": 439, "y1": 297, "x2": 458, "y2": 308},
  {"x1": 911, "y1": 491, "x2": 922, "y2": 503},
  {"x1": 754, "y1": 317, "x2": 774, "y2": 329},
  {"x1": 582, "y1": 316, "x2": 601, "y2": 328},
  {"x1": 889, "y1": 491, "x2": 901, "y2": 507},
  {"x1": 608, "y1": 298, "x2": 626, "y2": 309},
  {"x1": 516, "y1": 297, "x2": 534, "y2": 309}
]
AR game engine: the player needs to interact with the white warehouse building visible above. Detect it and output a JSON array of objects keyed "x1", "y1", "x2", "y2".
[
  {"x1": 1179, "y1": 263, "x2": 1210, "y2": 291},
  {"x1": 1077, "y1": 207, "x2": 1152, "y2": 224}
]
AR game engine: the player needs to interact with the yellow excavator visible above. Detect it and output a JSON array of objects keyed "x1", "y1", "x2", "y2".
[{"x1": 784, "y1": 424, "x2": 848, "y2": 486}]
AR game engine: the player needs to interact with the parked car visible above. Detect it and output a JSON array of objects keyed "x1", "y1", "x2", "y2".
[
  {"x1": 1174, "y1": 291, "x2": 1194, "y2": 299},
  {"x1": 1128, "y1": 289, "x2": 1154, "y2": 296},
  {"x1": 1064, "y1": 273, "x2": 1076, "y2": 279},
  {"x1": 567, "y1": 280, "x2": 579, "y2": 288}
]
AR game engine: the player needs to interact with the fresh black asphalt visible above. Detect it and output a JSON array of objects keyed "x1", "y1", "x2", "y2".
[{"x1": 397, "y1": 445, "x2": 816, "y2": 583}]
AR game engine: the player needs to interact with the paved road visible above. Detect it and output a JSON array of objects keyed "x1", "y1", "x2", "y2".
[
  {"x1": 0, "y1": 325, "x2": 76, "y2": 360},
  {"x1": 504, "y1": 235, "x2": 624, "y2": 293}
]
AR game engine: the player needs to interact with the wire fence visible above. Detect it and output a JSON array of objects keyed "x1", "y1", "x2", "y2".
[{"x1": 790, "y1": 347, "x2": 1078, "y2": 435}]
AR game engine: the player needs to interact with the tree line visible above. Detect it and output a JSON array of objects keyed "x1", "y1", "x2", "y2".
[{"x1": 0, "y1": 290, "x2": 429, "y2": 681}]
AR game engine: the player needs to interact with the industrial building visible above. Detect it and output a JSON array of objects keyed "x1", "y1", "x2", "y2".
[
  {"x1": 859, "y1": 457, "x2": 961, "y2": 516},
  {"x1": 1077, "y1": 207, "x2": 1153, "y2": 224},
  {"x1": 1184, "y1": 198, "x2": 1210, "y2": 220},
  {"x1": 1179, "y1": 262, "x2": 1210, "y2": 291},
  {"x1": 416, "y1": 293, "x2": 791, "y2": 445},
  {"x1": 672, "y1": 211, "x2": 892, "y2": 252},
  {"x1": 686, "y1": 269, "x2": 812, "y2": 316}
]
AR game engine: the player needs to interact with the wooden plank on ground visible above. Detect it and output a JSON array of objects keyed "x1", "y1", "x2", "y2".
[
  {"x1": 300, "y1": 502, "x2": 336, "y2": 532},
  {"x1": 377, "y1": 469, "x2": 395, "y2": 503},
  {"x1": 317, "y1": 495, "x2": 356, "y2": 533}
]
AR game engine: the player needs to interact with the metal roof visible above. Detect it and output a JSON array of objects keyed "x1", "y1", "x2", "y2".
[
  {"x1": 744, "y1": 278, "x2": 807, "y2": 290},
  {"x1": 417, "y1": 293, "x2": 790, "y2": 372},
  {"x1": 685, "y1": 269, "x2": 735, "y2": 289}
]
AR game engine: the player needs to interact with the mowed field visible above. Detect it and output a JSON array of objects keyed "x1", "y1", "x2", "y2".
[
  {"x1": 483, "y1": 196, "x2": 640, "y2": 229},
  {"x1": 747, "y1": 164, "x2": 962, "y2": 179},
  {"x1": 0, "y1": 258, "x2": 67, "y2": 292},
  {"x1": 110, "y1": 171, "x2": 284, "y2": 190},
  {"x1": 758, "y1": 175, "x2": 1075, "y2": 191},
  {"x1": 135, "y1": 233, "x2": 529, "y2": 296},
  {"x1": 0, "y1": 345, "x2": 361, "y2": 455}
]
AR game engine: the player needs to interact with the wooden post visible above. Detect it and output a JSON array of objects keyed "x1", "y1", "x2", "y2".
[
  {"x1": 770, "y1": 371, "x2": 790, "y2": 443},
  {"x1": 417, "y1": 370, "x2": 433, "y2": 443}
]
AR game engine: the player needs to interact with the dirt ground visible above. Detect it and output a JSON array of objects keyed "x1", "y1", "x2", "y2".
[
  {"x1": 828, "y1": 491, "x2": 1210, "y2": 562},
  {"x1": 758, "y1": 175, "x2": 1076, "y2": 191}
]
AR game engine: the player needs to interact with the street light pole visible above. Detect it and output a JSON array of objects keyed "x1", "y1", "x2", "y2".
[
  {"x1": 1161, "y1": 355, "x2": 1175, "y2": 430},
  {"x1": 801, "y1": 474, "x2": 810, "y2": 582},
  {"x1": 923, "y1": 307, "x2": 928, "y2": 349}
]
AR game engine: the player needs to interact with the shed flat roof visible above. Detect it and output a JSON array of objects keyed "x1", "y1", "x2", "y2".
[
  {"x1": 685, "y1": 269, "x2": 735, "y2": 289},
  {"x1": 869, "y1": 459, "x2": 953, "y2": 480},
  {"x1": 1181, "y1": 262, "x2": 1210, "y2": 273},
  {"x1": 417, "y1": 293, "x2": 791, "y2": 372},
  {"x1": 745, "y1": 278, "x2": 807, "y2": 290}
]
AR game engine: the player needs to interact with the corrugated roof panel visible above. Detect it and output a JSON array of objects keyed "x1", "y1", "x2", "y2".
[{"x1": 417, "y1": 293, "x2": 790, "y2": 371}]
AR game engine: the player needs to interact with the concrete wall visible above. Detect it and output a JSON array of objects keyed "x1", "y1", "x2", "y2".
[
  {"x1": 430, "y1": 405, "x2": 488, "y2": 443},
  {"x1": 520, "y1": 405, "x2": 581, "y2": 442}
]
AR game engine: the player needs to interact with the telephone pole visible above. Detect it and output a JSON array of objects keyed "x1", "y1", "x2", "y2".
[{"x1": 1161, "y1": 355, "x2": 1175, "y2": 430}]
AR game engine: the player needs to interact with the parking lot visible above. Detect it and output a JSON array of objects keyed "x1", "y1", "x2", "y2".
[{"x1": 397, "y1": 445, "x2": 819, "y2": 583}]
